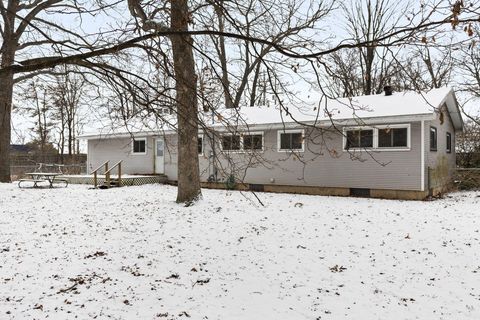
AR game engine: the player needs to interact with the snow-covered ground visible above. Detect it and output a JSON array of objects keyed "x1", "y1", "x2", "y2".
[{"x1": 0, "y1": 183, "x2": 479, "y2": 320}]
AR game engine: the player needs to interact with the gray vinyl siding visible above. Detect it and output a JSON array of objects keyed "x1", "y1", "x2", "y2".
[
  {"x1": 87, "y1": 122, "x2": 424, "y2": 191},
  {"x1": 163, "y1": 122, "x2": 423, "y2": 191},
  {"x1": 87, "y1": 137, "x2": 154, "y2": 174},
  {"x1": 425, "y1": 105, "x2": 457, "y2": 187}
]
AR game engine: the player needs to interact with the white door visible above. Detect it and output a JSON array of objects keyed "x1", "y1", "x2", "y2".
[{"x1": 155, "y1": 138, "x2": 165, "y2": 174}]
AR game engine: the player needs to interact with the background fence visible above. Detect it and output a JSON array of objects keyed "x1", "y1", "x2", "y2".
[{"x1": 10, "y1": 153, "x2": 87, "y2": 180}]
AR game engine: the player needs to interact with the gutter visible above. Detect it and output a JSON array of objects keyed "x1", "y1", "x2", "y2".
[{"x1": 79, "y1": 113, "x2": 436, "y2": 140}]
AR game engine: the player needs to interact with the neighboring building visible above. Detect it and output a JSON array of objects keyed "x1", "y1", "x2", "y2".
[
  {"x1": 80, "y1": 87, "x2": 463, "y2": 199},
  {"x1": 10, "y1": 144, "x2": 33, "y2": 155}
]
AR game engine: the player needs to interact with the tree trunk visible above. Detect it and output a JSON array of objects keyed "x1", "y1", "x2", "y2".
[
  {"x1": 0, "y1": 69, "x2": 13, "y2": 182},
  {"x1": 214, "y1": 2, "x2": 233, "y2": 109},
  {"x1": 170, "y1": 0, "x2": 202, "y2": 203},
  {"x1": 0, "y1": 40, "x2": 15, "y2": 182}
]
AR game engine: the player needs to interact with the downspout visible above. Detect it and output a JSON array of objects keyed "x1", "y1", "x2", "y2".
[{"x1": 420, "y1": 120, "x2": 425, "y2": 192}]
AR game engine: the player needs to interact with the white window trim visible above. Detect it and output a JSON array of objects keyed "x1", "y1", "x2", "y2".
[
  {"x1": 375, "y1": 124, "x2": 411, "y2": 151},
  {"x1": 430, "y1": 126, "x2": 438, "y2": 151},
  {"x1": 220, "y1": 131, "x2": 264, "y2": 153},
  {"x1": 198, "y1": 134, "x2": 204, "y2": 156},
  {"x1": 277, "y1": 129, "x2": 305, "y2": 152},
  {"x1": 243, "y1": 131, "x2": 265, "y2": 153},
  {"x1": 220, "y1": 133, "x2": 243, "y2": 153},
  {"x1": 342, "y1": 124, "x2": 411, "y2": 152},
  {"x1": 131, "y1": 137, "x2": 147, "y2": 155},
  {"x1": 446, "y1": 132, "x2": 452, "y2": 153},
  {"x1": 342, "y1": 126, "x2": 375, "y2": 152}
]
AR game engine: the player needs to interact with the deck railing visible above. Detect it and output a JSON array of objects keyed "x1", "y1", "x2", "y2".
[
  {"x1": 104, "y1": 160, "x2": 123, "y2": 188},
  {"x1": 91, "y1": 161, "x2": 109, "y2": 188}
]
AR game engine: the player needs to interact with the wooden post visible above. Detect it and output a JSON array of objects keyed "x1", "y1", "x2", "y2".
[
  {"x1": 94, "y1": 172, "x2": 97, "y2": 188},
  {"x1": 105, "y1": 162, "x2": 109, "y2": 187},
  {"x1": 118, "y1": 162, "x2": 122, "y2": 187}
]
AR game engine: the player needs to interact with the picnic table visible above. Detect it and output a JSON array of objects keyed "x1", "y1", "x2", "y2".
[{"x1": 18, "y1": 163, "x2": 69, "y2": 188}]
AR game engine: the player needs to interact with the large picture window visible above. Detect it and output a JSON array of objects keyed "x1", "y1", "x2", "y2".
[
  {"x1": 378, "y1": 127, "x2": 408, "y2": 148},
  {"x1": 278, "y1": 130, "x2": 304, "y2": 151},
  {"x1": 343, "y1": 124, "x2": 410, "y2": 151},
  {"x1": 345, "y1": 129, "x2": 373, "y2": 149},
  {"x1": 132, "y1": 138, "x2": 147, "y2": 154}
]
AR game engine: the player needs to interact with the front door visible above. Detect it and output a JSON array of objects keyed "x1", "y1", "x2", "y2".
[{"x1": 155, "y1": 138, "x2": 165, "y2": 174}]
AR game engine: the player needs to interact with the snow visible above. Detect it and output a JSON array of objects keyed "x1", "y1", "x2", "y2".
[
  {"x1": 79, "y1": 87, "x2": 456, "y2": 140},
  {"x1": 1, "y1": 183, "x2": 479, "y2": 319},
  {"x1": 216, "y1": 87, "x2": 452, "y2": 126}
]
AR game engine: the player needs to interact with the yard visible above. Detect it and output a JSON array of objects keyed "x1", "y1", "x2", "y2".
[{"x1": 0, "y1": 183, "x2": 479, "y2": 320}]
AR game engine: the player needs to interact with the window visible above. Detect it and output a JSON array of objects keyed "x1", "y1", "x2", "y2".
[
  {"x1": 132, "y1": 138, "x2": 146, "y2": 154},
  {"x1": 345, "y1": 129, "x2": 373, "y2": 149},
  {"x1": 446, "y1": 132, "x2": 452, "y2": 153},
  {"x1": 198, "y1": 136, "x2": 203, "y2": 155},
  {"x1": 221, "y1": 132, "x2": 264, "y2": 152},
  {"x1": 221, "y1": 135, "x2": 241, "y2": 151},
  {"x1": 378, "y1": 127, "x2": 408, "y2": 148},
  {"x1": 243, "y1": 134, "x2": 263, "y2": 151},
  {"x1": 278, "y1": 130, "x2": 304, "y2": 151},
  {"x1": 430, "y1": 127, "x2": 437, "y2": 151},
  {"x1": 343, "y1": 124, "x2": 411, "y2": 151}
]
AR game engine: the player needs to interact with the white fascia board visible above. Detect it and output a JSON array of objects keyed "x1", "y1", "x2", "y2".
[
  {"x1": 78, "y1": 130, "x2": 176, "y2": 140},
  {"x1": 79, "y1": 113, "x2": 436, "y2": 139},
  {"x1": 211, "y1": 113, "x2": 436, "y2": 132}
]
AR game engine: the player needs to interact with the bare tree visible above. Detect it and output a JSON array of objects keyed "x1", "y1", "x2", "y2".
[
  {"x1": 1, "y1": 0, "x2": 478, "y2": 204},
  {"x1": 50, "y1": 69, "x2": 86, "y2": 158},
  {"x1": 23, "y1": 80, "x2": 55, "y2": 155}
]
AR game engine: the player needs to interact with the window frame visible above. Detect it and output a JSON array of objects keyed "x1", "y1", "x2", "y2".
[
  {"x1": 430, "y1": 126, "x2": 438, "y2": 151},
  {"x1": 446, "y1": 132, "x2": 452, "y2": 154},
  {"x1": 198, "y1": 134, "x2": 204, "y2": 156},
  {"x1": 277, "y1": 129, "x2": 305, "y2": 152},
  {"x1": 220, "y1": 131, "x2": 264, "y2": 153},
  {"x1": 242, "y1": 131, "x2": 265, "y2": 152},
  {"x1": 342, "y1": 124, "x2": 411, "y2": 152},
  {"x1": 375, "y1": 124, "x2": 411, "y2": 151},
  {"x1": 343, "y1": 127, "x2": 375, "y2": 150},
  {"x1": 131, "y1": 137, "x2": 147, "y2": 155}
]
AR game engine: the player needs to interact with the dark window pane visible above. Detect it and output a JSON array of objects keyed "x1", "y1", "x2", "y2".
[
  {"x1": 291, "y1": 133, "x2": 303, "y2": 149},
  {"x1": 378, "y1": 129, "x2": 392, "y2": 148},
  {"x1": 392, "y1": 128, "x2": 408, "y2": 147},
  {"x1": 446, "y1": 133, "x2": 452, "y2": 153},
  {"x1": 133, "y1": 140, "x2": 146, "y2": 153},
  {"x1": 360, "y1": 130, "x2": 373, "y2": 147},
  {"x1": 280, "y1": 133, "x2": 291, "y2": 150},
  {"x1": 280, "y1": 132, "x2": 303, "y2": 150},
  {"x1": 244, "y1": 134, "x2": 263, "y2": 150},
  {"x1": 430, "y1": 127, "x2": 437, "y2": 150},
  {"x1": 346, "y1": 130, "x2": 360, "y2": 149},
  {"x1": 198, "y1": 137, "x2": 203, "y2": 154},
  {"x1": 222, "y1": 135, "x2": 240, "y2": 151}
]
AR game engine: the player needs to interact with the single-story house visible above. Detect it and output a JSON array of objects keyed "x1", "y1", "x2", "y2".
[{"x1": 80, "y1": 87, "x2": 463, "y2": 199}]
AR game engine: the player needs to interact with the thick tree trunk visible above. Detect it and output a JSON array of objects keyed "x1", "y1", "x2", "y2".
[
  {"x1": 0, "y1": 70, "x2": 13, "y2": 182},
  {"x1": 0, "y1": 42, "x2": 15, "y2": 182},
  {"x1": 170, "y1": 0, "x2": 202, "y2": 203}
]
